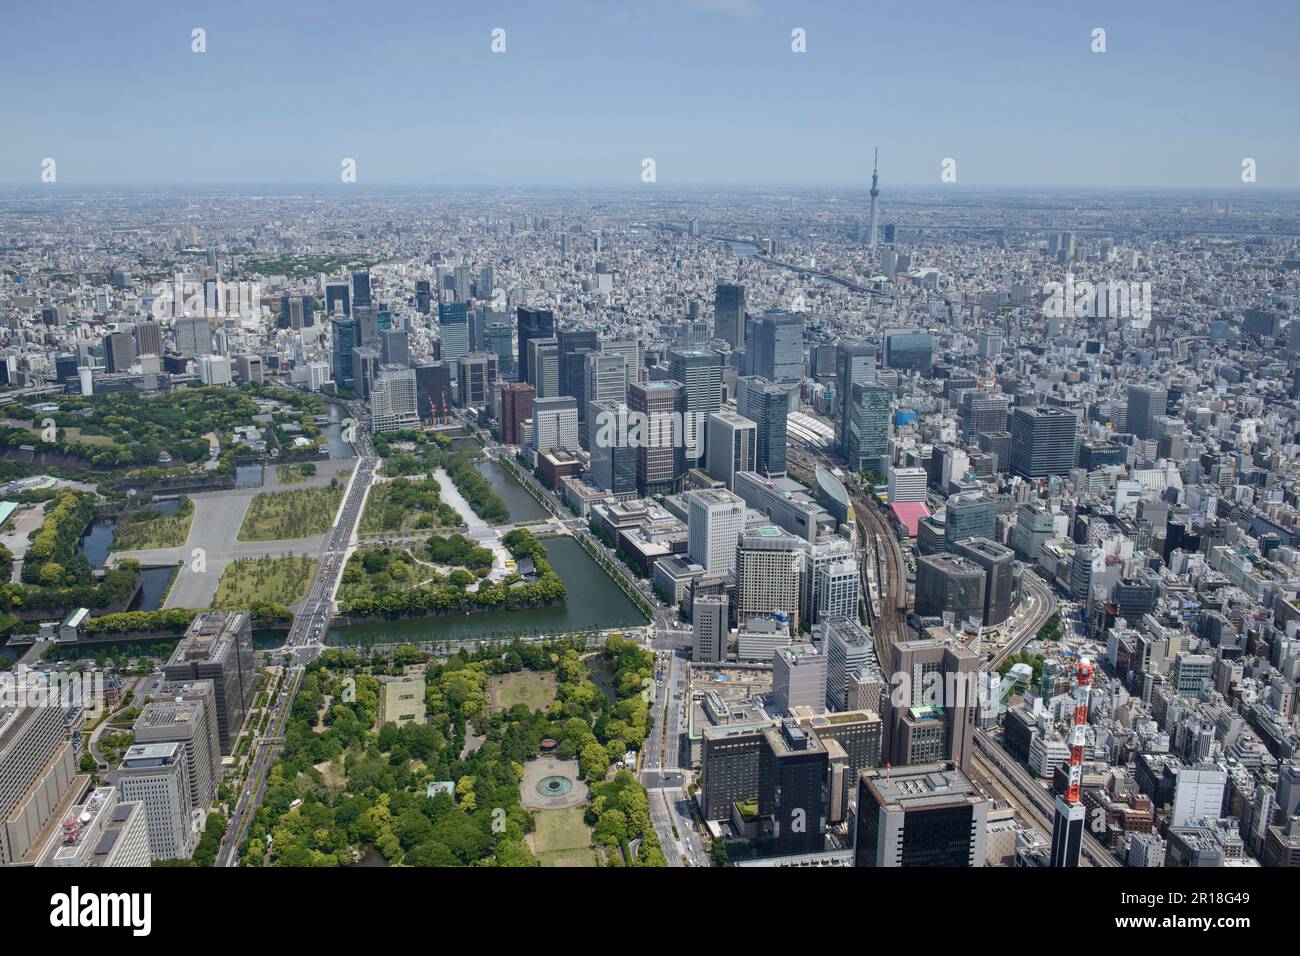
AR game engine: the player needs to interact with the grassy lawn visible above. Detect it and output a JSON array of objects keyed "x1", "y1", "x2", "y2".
[
  {"x1": 276, "y1": 462, "x2": 317, "y2": 485},
  {"x1": 213, "y1": 555, "x2": 317, "y2": 608},
  {"x1": 112, "y1": 499, "x2": 195, "y2": 551},
  {"x1": 238, "y1": 485, "x2": 344, "y2": 541},
  {"x1": 489, "y1": 671, "x2": 557, "y2": 714},
  {"x1": 359, "y1": 477, "x2": 461, "y2": 535},
  {"x1": 532, "y1": 807, "x2": 597, "y2": 867}
]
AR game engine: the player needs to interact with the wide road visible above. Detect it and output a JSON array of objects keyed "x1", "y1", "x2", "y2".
[{"x1": 217, "y1": 431, "x2": 376, "y2": 867}]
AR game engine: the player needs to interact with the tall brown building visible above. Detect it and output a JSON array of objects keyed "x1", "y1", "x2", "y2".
[
  {"x1": 499, "y1": 381, "x2": 535, "y2": 445},
  {"x1": 883, "y1": 637, "x2": 980, "y2": 772}
]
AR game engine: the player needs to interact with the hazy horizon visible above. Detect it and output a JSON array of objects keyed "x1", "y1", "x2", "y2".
[{"x1": 2, "y1": 0, "x2": 1297, "y2": 190}]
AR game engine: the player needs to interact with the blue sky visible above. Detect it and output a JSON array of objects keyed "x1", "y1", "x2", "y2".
[{"x1": 1, "y1": 0, "x2": 1297, "y2": 187}]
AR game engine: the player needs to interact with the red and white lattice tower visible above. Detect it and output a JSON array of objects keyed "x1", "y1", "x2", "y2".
[
  {"x1": 1064, "y1": 658, "x2": 1094, "y2": 805},
  {"x1": 1050, "y1": 656, "x2": 1094, "y2": 867}
]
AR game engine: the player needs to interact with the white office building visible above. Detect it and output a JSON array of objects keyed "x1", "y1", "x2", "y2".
[
  {"x1": 706, "y1": 410, "x2": 757, "y2": 490},
  {"x1": 888, "y1": 465, "x2": 928, "y2": 504},
  {"x1": 531, "y1": 396, "x2": 579, "y2": 456},
  {"x1": 1172, "y1": 763, "x2": 1228, "y2": 827},
  {"x1": 116, "y1": 742, "x2": 197, "y2": 861},
  {"x1": 686, "y1": 488, "x2": 745, "y2": 573},
  {"x1": 198, "y1": 354, "x2": 232, "y2": 385},
  {"x1": 818, "y1": 618, "x2": 877, "y2": 712},
  {"x1": 370, "y1": 364, "x2": 420, "y2": 433}
]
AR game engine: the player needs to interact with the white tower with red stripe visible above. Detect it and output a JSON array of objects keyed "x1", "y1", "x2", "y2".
[{"x1": 1049, "y1": 658, "x2": 1093, "y2": 867}]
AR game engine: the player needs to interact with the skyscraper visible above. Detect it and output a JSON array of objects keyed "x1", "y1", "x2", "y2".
[
  {"x1": 325, "y1": 281, "x2": 350, "y2": 317},
  {"x1": 750, "y1": 311, "x2": 804, "y2": 383},
  {"x1": 706, "y1": 409, "x2": 757, "y2": 490},
  {"x1": 456, "y1": 352, "x2": 498, "y2": 408},
  {"x1": 772, "y1": 644, "x2": 828, "y2": 716},
  {"x1": 133, "y1": 320, "x2": 163, "y2": 357},
  {"x1": 557, "y1": 328, "x2": 598, "y2": 427},
  {"x1": 103, "y1": 331, "x2": 135, "y2": 373},
  {"x1": 588, "y1": 400, "x2": 638, "y2": 498},
  {"x1": 516, "y1": 306, "x2": 555, "y2": 384},
  {"x1": 173, "y1": 315, "x2": 212, "y2": 358},
  {"x1": 530, "y1": 395, "x2": 579, "y2": 456},
  {"x1": 951, "y1": 538, "x2": 1016, "y2": 628},
  {"x1": 686, "y1": 488, "x2": 745, "y2": 573},
  {"x1": 714, "y1": 282, "x2": 746, "y2": 350},
  {"x1": 960, "y1": 392, "x2": 1011, "y2": 442},
  {"x1": 522, "y1": 336, "x2": 557, "y2": 398},
  {"x1": 379, "y1": 327, "x2": 409, "y2": 367},
  {"x1": 117, "y1": 742, "x2": 197, "y2": 860},
  {"x1": 584, "y1": 352, "x2": 627, "y2": 449},
  {"x1": 1126, "y1": 383, "x2": 1168, "y2": 441},
  {"x1": 667, "y1": 347, "x2": 722, "y2": 466},
  {"x1": 854, "y1": 762, "x2": 989, "y2": 867},
  {"x1": 628, "y1": 380, "x2": 686, "y2": 497},
  {"x1": 735, "y1": 526, "x2": 803, "y2": 631},
  {"x1": 693, "y1": 593, "x2": 729, "y2": 664},
  {"x1": 499, "y1": 382, "x2": 535, "y2": 446},
  {"x1": 438, "y1": 301, "x2": 471, "y2": 369},
  {"x1": 847, "y1": 382, "x2": 892, "y2": 475},
  {"x1": 351, "y1": 271, "x2": 372, "y2": 309},
  {"x1": 883, "y1": 330, "x2": 934, "y2": 375},
  {"x1": 1010, "y1": 405, "x2": 1079, "y2": 478},
  {"x1": 883, "y1": 637, "x2": 980, "y2": 771},
  {"x1": 735, "y1": 375, "x2": 790, "y2": 477},
  {"x1": 834, "y1": 340, "x2": 876, "y2": 463},
  {"x1": 330, "y1": 317, "x2": 357, "y2": 390},
  {"x1": 162, "y1": 610, "x2": 255, "y2": 755},
  {"x1": 759, "y1": 719, "x2": 828, "y2": 855},
  {"x1": 915, "y1": 553, "x2": 987, "y2": 624},
  {"x1": 944, "y1": 492, "x2": 997, "y2": 551}
]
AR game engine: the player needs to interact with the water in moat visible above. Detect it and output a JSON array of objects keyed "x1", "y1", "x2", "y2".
[
  {"x1": 474, "y1": 459, "x2": 547, "y2": 522},
  {"x1": 327, "y1": 537, "x2": 646, "y2": 646}
]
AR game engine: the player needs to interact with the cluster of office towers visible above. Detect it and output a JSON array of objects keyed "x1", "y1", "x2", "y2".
[{"x1": 0, "y1": 611, "x2": 253, "y2": 867}]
